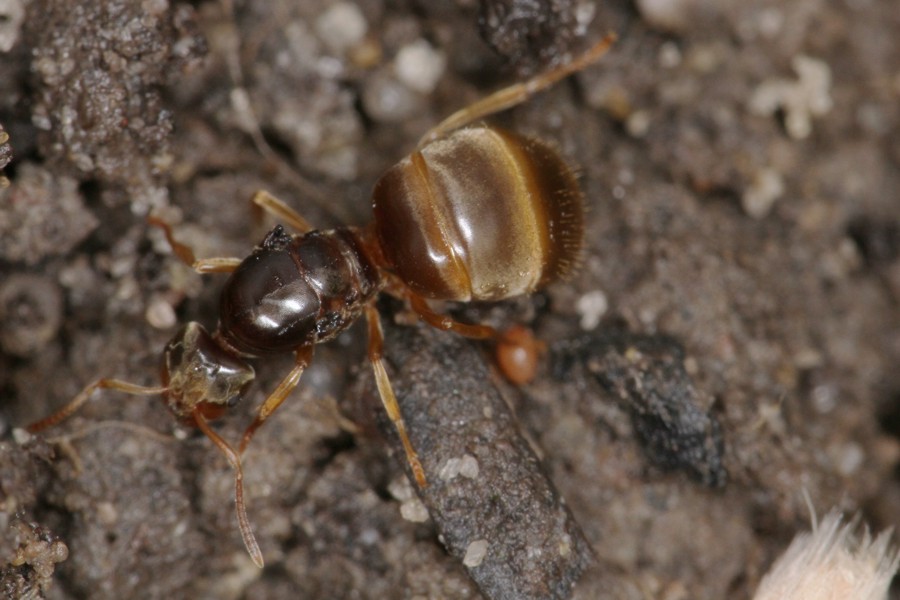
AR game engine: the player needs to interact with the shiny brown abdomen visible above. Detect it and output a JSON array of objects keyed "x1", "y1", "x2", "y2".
[{"x1": 372, "y1": 126, "x2": 584, "y2": 302}]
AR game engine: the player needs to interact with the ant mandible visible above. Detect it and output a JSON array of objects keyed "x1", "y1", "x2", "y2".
[{"x1": 26, "y1": 33, "x2": 617, "y2": 568}]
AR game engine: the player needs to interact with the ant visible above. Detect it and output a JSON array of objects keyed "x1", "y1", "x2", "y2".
[{"x1": 26, "y1": 33, "x2": 617, "y2": 568}]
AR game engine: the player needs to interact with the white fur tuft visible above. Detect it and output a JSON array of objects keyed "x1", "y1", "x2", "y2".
[{"x1": 753, "y1": 510, "x2": 899, "y2": 600}]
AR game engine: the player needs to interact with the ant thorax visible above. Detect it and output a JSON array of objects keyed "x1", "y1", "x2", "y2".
[{"x1": 218, "y1": 225, "x2": 382, "y2": 357}]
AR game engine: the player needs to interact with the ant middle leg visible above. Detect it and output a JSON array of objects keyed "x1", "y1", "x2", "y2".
[
  {"x1": 383, "y1": 273, "x2": 497, "y2": 340},
  {"x1": 147, "y1": 215, "x2": 242, "y2": 274},
  {"x1": 417, "y1": 32, "x2": 617, "y2": 147},
  {"x1": 365, "y1": 305, "x2": 427, "y2": 487},
  {"x1": 150, "y1": 188, "x2": 316, "y2": 273},
  {"x1": 407, "y1": 294, "x2": 497, "y2": 340}
]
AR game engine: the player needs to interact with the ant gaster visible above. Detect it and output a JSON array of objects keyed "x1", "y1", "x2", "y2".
[{"x1": 27, "y1": 34, "x2": 617, "y2": 568}]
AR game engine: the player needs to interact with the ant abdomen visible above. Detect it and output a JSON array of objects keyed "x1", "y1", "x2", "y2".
[
  {"x1": 218, "y1": 225, "x2": 381, "y2": 356},
  {"x1": 372, "y1": 125, "x2": 584, "y2": 302}
]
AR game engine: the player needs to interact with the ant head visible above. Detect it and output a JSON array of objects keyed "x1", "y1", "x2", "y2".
[{"x1": 161, "y1": 322, "x2": 255, "y2": 424}]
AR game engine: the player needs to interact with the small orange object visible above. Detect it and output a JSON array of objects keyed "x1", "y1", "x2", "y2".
[{"x1": 496, "y1": 325, "x2": 545, "y2": 385}]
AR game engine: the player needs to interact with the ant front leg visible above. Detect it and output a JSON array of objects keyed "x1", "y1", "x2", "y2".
[
  {"x1": 192, "y1": 410, "x2": 264, "y2": 568},
  {"x1": 417, "y1": 32, "x2": 617, "y2": 147},
  {"x1": 238, "y1": 346, "x2": 314, "y2": 454},
  {"x1": 147, "y1": 215, "x2": 243, "y2": 274},
  {"x1": 365, "y1": 305, "x2": 428, "y2": 487}
]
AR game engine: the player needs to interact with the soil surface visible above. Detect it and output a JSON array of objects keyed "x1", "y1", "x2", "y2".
[{"x1": 1, "y1": 0, "x2": 898, "y2": 599}]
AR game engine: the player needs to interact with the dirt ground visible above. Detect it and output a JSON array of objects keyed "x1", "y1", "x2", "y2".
[{"x1": 1, "y1": 0, "x2": 898, "y2": 598}]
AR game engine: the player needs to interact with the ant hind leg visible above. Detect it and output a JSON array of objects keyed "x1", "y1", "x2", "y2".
[
  {"x1": 251, "y1": 190, "x2": 315, "y2": 234},
  {"x1": 417, "y1": 32, "x2": 617, "y2": 147}
]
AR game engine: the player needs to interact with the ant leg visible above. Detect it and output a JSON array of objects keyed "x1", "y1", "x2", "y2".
[
  {"x1": 251, "y1": 190, "x2": 315, "y2": 234},
  {"x1": 238, "y1": 346, "x2": 314, "y2": 454},
  {"x1": 407, "y1": 294, "x2": 498, "y2": 340},
  {"x1": 27, "y1": 379, "x2": 167, "y2": 434},
  {"x1": 193, "y1": 410, "x2": 264, "y2": 568},
  {"x1": 382, "y1": 273, "x2": 497, "y2": 339},
  {"x1": 147, "y1": 215, "x2": 242, "y2": 274},
  {"x1": 418, "y1": 32, "x2": 617, "y2": 147},
  {"x1": 364, "y1": 305, "x2": 427, "y2": 487}
]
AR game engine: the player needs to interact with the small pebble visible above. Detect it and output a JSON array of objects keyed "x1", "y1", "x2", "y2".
[
  {"x1": 576, "y1": 290, "x2": 609, "y2": 330},
  {"x1": 463, "y1": 539, "x2": 489, "y2": 568},
  {"x1": 394, "y1": 39, "x2": 446, "y2": 94},
  {"x1": 362, "y1": 69, "x2": 423, "y2": 123},
  {"x1": 145, "y1": 296, "x2": 177, "y2": 330},
  {"x1": 399, "y1": 497, "x2": 429, "y2": 523},
  {"x1": 636, "y1": 0, "x2": 697, "y2": 33},
  {"x1": 314, "y1": 2, "x2": 367, "y2": 54},
  {"x1": 750, "y1": 55, "x2": 833, "y2": 140},
  {"x1": 742, "y1": 167, "x2": 784, "y2": 219}
]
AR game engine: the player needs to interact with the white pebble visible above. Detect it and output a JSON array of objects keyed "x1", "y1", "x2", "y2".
[
  {"x1": 315, "y1": 2, "x2": 367, "y2": 54},
  {"x1": 636, "y1": 0, "x2": 695, "y2": 33},
  {"x1": 12, "y1": 428, "x2": 32, "y2": 445},
  {"x1": 458, "y1": 454, "x2": 480, "y2": 479},
  {"x1": 625, "y1": 109, "x2": 651, "y2": 138},
  {"x1": 362, "y1": 70, "x2": 422, "y2": 123},
  {"x1": 742, "y1": 167, "x2": 784, "y2": 219},
  {"x1": 439, "y1": 457, "x2": 462, "y2": 481},
  {"x1": 658, "y1": 42, "x2": 682, "y2": 69},
  {"x1": 749, "y1": 55, "x2": 832, "y2": 140},
  {"x1": 399, "y1": 497, "x2": 429, "y2": 523},
  {"x1": 394, "y1": 39, "x2": 446, "y2": 94},
  {"x1": 463, "y1": 539, "x2": 489, "y2": 567},
  {"x1": 576, "y1": 290, "x2": 609, "y2": 330},
  {"x1": 145, "y1": 296, "x2": 177, "y2": 330},
  {"x1": 834, "y1": 442, "x2": 864, "y2": 476}
]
